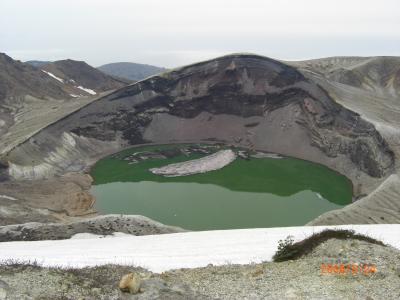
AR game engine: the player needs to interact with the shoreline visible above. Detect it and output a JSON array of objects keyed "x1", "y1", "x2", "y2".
[
  {"x1": 2, "y1": 141, "x2": 357, "y2": 227},
  {"x1": 86, "y1": 140, "x2": 355, "y2": 197}
]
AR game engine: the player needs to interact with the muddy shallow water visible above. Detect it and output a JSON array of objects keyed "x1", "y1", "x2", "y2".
[{"x1": 90, "y1": 144, "x2": 352, "y2": 230}]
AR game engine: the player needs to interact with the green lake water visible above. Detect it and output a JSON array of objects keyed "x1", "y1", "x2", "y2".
[{"x1": 90, "y1": 144, "x2": 352, "y2": 230}]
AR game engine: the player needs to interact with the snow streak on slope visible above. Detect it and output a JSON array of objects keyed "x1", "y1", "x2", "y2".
[
  {"x1": 0, "y1": 225, "x2": 398, "y2": 273},
  {"x1": 77, "y1": 86, "x2": 96, "y2": 95},
  {"x1": 41, "y1": 70, "x2": 64, "y2": 83},
  {"x1": 0, "y1": 195, "x2": 17, "y2": 201}
]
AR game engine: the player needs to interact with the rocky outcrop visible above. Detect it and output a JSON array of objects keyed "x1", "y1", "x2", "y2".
[
  {"x1": 0, "y1": 215, "x2": 185, "y2": 242},
  {"x1": 119, "y1": 273, "x2": 141, "y2": 294},
  {"x1": 3, "y1": 54, "x2": 394, "y2": 197}
]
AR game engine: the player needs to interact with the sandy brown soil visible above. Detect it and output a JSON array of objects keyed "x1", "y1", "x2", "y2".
[{"x1": 0, "y1": 173, "x2": 95, "y2": 226}]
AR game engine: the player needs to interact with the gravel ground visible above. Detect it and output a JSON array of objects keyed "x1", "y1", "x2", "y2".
[
  {"x1": 0, "y1": 238, "x2": 399, "y2": 299},
  {"x1": 167, "y1": 238, "x2": 400, "y2": 299}
]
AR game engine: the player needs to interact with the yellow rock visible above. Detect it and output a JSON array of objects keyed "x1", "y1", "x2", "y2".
[{"x1": 119, "y1": 273, "x2": 141, "y2": 294}]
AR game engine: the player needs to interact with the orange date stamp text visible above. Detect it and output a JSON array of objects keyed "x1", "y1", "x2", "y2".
[{"x1": 320, "y1": 263, "x2": 377, "y2": 275}]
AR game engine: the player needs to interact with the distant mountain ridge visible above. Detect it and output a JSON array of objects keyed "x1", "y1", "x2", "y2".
[
  {"x1": 0, "y1": 53, "x2": 130, "y2": 144},
  {"x1": 0, "y1": 53, "x2": 129, "y2": 105},
  {"x1": 98, "y1": 62, "x2": 166, "y2": 81},
  {"x1": 25, "y1": 60, "x2": 52, "y2": 68},
  {"x1": 0, "y1": 53, "x2": 68, "y2": 104},
  {"x1": 41, "y1": 59, "x2": 130, "y2": 94}
]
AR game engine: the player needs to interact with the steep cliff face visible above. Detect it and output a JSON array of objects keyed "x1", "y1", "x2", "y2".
[{"x1": 4, "y1": 54, "x2": 395, "y2": 193}]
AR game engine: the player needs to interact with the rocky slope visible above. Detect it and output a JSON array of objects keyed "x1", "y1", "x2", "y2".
[
  {"x1": 0, "y1": 53, "x2": 69, "y2": 105},
  {"x1": 0, "y1": 54, "x2": 127, "y2": 105},
  {"x1": 41, "y1": 59, "x2": 130, "y2": 95},
  {"x1": 0, "y1": 54, "x2": 130, "y2": 158},
  {"x1": 98, "y1": 62, "x2": 166, "y2": 81},
  {"x1": 287, "y1": 56, "x2": 400, "y2": 158},
  {"x1": 287, "y1": 56, "x2": 400, "y2": 225},
  {"x1": 0, "y1": 173, "x2": 95, "y2": 224},
  {"x1": 289, "y1": 56, "x2": 400, "y2": 97},
  {"x1": 3, "y1": 54, "x2": 395, "y2": 197},
  {"x1": 0, "y1": 215, "x2": 184, "y2": 242},
  {"x1": 309, "y1": 174, "x2": 400, "y2": 225}
]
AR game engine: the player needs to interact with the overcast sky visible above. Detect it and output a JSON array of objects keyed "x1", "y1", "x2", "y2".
[{"x1": 1, "y1": 0, "x2": 399, "y2": 68}]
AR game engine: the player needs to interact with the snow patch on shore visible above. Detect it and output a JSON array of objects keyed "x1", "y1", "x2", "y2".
[{"x1": 150, "y1": 149, "x2": 236, "y2": 177}]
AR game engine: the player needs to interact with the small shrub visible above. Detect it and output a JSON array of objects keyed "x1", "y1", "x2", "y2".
[
  {"x1": 274, "y1": 235, "x2": 296, "y2": 262},
  {"x1": 0, "y1": 259, "x2": 42, "y2": 272},
  {"x1": 272, "y1": 229, "x2": 385, "y2": 262}
]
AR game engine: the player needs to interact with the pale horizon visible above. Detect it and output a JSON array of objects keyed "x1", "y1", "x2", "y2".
[{"x1": 1, "y1": 0, "x2": 399, "y2": 68}]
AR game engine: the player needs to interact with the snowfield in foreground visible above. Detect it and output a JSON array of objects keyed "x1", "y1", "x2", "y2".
[{"x1": 0, "y1": 224, "x2": 399, "y2": 273}]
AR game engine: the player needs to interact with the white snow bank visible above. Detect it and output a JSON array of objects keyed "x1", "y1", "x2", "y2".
[
  {"x1": 76, "y1": 86, "x2": 96, "y2": 95},
  {"x1": 41, "y1": 70, "x2": 64, "y2": 83},
  {"x1": 0, "y1": 224, "x2": 399, "y2": 272},
  {"x1": 150, "y1": 149, "x2": 236, "y2": 177},
  {"x1": 69, "y1": 94, "x2": 80, "y2": 98}
]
